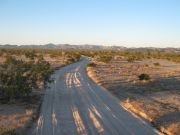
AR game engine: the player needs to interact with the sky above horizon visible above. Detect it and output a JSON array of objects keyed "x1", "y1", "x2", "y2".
[{"x1": 0, "y1": 0, "x2": 180, "y2": 47}]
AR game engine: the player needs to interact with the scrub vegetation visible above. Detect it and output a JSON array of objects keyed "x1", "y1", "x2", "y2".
[{"x1": 0, "y1": 56, "x2": 53, "y2": 101}]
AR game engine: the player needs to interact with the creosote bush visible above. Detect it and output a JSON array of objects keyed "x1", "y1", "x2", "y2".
[
  {"x1": 138, "y1": 73, "x2": 151, "y2": 80},
  {"x1": 153, "y1": 62, "x2": 160, "y2": 66},
  {"x1": 127, "y1": 56, "x2": 136, "y2": 62},
  {"x1": 87, "y1": 62, "x2": 97, "y2": 67},
  {"x1": 97, "y1": 55, "x2": 112, "y2": 63},
  {"x1": 0, "y1": 56, "x2": 53, "y2": 101}
]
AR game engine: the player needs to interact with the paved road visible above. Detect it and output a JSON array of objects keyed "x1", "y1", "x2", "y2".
[{"x1": 32, "y1": 58, "x2": 158, "y2": 135}]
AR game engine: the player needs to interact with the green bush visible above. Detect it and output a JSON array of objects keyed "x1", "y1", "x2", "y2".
[{"x1": 138, "y1": 73, "x2": 151, "y2": 80}]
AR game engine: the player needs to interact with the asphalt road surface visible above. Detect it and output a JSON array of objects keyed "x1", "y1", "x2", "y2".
[{"x1": 32, "y1": 58, "x2": 158, "y2": 135}]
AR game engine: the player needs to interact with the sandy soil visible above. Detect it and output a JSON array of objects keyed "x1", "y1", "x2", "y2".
[
  {"x1": 87, "y1": 58, "x2": 180, "y2": 135},
  {"x1": 0, "y1": 91, "x2": 43, "y2": 135}
]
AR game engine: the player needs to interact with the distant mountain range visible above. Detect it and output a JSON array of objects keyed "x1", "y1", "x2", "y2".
[
  {"x1": 0, "y1": 44, "x2": 180, "y2": 52},
  {"x1": 0, "y1": 43, "x2": 127, "y2": 50}
]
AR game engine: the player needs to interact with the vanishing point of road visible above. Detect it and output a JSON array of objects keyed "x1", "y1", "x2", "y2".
[{"x1": 31, "y1": 58, "x2": 159, "y2": 135}]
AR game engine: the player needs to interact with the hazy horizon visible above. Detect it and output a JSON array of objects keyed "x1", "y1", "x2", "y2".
[{"x1": 0, "y1": 0, "x2": 180, "y2": 48}]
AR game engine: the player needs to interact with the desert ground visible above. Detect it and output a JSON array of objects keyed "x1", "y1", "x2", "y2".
[
  {"x1": 87, "y1": 57, "x2": 180, "y2": 135},
  {"x1": 0, "y1": 91, "x2": 42, "y2": 135}
]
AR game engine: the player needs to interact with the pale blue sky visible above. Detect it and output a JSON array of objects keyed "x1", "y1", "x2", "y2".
[{"x1": 0, "y1": 0, "x2": 180, "y2": 47}]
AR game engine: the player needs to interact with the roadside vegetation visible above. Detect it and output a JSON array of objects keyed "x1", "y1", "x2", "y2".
[{"x1": 80, "y1": 49, "x2": 180, "y2": 63}]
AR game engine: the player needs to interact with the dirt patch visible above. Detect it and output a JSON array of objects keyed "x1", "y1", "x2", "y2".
[
  {"x1": 0, "y1": 90, "x2": 43, "y2": 135},
  {"x1": 87, "y1": 58, "x2": 180, "y2": 135}
]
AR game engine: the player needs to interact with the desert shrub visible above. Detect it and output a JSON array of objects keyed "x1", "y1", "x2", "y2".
[
  {"x1": 66, "y1": 55, "x2": 76, "y2": 63},
  {"x1": 127, "y1": 56, "x2": 136, "y2": 62},
  {"x1": 145, "y1": 64, "x2": 149, "y2": 67},
  {"x1": 72, "y1": 53, "x2": 81, "y2": 61},
  {"x1": 24, "y1": 50, "x2": 37, "y2": 60},
  {"x1": 49, "y1": 53, "x2": 58, "y2": 58},
  {"x1": 64, "y1": 52, "x2": 81, "y2": 64},
  {"x1": 0, "y1": 127, "x2": 17, "y2": 135},
  {"x1": 0, "y1": 56, "x2": 53, "y2": 101},
  {"x1": 87, "y1": 62, "x2": 96, "y2": 67},
  {"x1": 66, "y1": 57, "x2": 75, "y2": 63},
  {"x1": 0, "y1": 49, "x2": 4, "y2": 56},
  {"x1": 97, "y1": 55, "x2": 112, "y2": 63},
  {"x1": 153, "y1": 62, "x2": 160, "y2": 66},
  {"x1": 138, "y1": 73, "x2": 151, "y2": 80}
]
